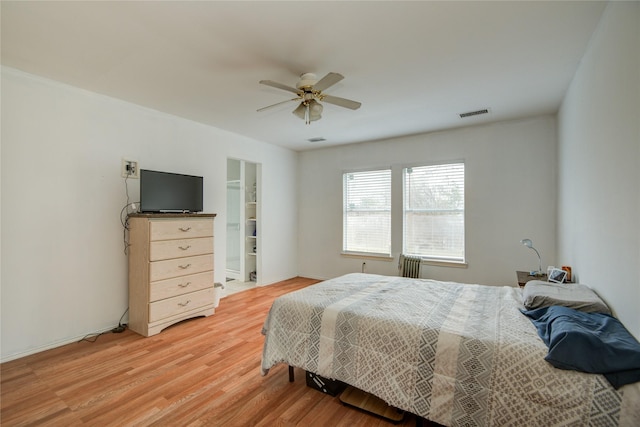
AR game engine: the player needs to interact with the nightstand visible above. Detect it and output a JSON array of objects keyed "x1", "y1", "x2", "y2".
[{"x1": 516, "y1": 271, "x2": 547, "y2": 288}]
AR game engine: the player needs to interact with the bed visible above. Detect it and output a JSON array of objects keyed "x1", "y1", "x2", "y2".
[{"x1": 261, "y1": 273, "x2": 640, "y2": 426}]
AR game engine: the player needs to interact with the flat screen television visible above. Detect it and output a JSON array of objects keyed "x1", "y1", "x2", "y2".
[{"x1": 140, "y1": 169, "x2": 203, "y2": 213}]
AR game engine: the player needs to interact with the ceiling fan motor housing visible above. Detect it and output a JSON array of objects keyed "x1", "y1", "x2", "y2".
[{"x1": 296, "y1": 73, "x2": 318, "y2": 90}]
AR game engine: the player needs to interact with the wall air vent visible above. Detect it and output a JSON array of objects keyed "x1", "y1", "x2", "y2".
[
  {"x1": 307, "y1": 137, "x2": 326, "y2": 143},
  {"x1": 459, "y1": 109, "x2": 489, "y2": 118}
]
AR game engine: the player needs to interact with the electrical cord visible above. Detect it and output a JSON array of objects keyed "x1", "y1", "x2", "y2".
[
  {"x1": 121, "y1": 173, "x2": 139, "y2": 254},
  {"x1": 120, "y1": 202, "x2": 138, "y2": 251},
  {"x1": 78, "y1": 330, "x2": 111, "y2": 343},
  {"x1": 112, "y1": 307, "x2": 129, "y2": 333},
  {"x1": 125, "y1": 172, "x2": 130, "y2": 206},
  {"x1": 79, "y1": 175, "x2": 136, "y2": 343},
  {"x1": 78, "y1": 308, "x2": 129, "y2": 343}
]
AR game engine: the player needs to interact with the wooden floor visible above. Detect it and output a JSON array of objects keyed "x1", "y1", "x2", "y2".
[{"x1": 1, "y1": 277, "x2": 423, "y2": 426}]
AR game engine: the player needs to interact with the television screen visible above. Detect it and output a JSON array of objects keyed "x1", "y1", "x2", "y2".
[{"x1": 140, "y1": 169, "x2": 203, "y2": 213}]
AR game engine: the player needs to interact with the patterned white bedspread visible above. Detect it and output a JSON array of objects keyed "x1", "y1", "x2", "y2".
[{"x1": 261, "y1": 273, "x2": 640, "y2": 426}]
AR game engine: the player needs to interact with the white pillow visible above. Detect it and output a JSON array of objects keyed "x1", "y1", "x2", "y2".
[{"x1": 522, "y1": 280, "x2": 611, "y2": 314}]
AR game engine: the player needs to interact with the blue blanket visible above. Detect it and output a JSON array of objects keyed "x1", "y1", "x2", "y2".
[{"x1": 522, "y1": 305, "x2": 640, "y2": 388}]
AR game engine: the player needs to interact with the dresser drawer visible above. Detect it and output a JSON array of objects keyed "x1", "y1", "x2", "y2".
[
  {"x1": 149, "y1": 287, "x2": 214, "y2": 323},
  {"x1": 150, "y1": 237, "x2": 213, "y2": 261},
  {"x1": 150, "y1": 254, "x2": 213, "y2": 282},
  {"x1": 150, "y1": 271, "x2": 213, "y2": 302},
  {"x1": 150, "y1": 219, "x2": 213, "y2": 241}
]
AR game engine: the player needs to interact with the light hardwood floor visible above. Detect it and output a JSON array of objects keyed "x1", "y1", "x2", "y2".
[{"x1": 1, "y1": 277, "x2": 424, "y2": 426}]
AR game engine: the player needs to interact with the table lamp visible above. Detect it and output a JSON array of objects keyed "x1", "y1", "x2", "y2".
[{"x1": 520, "y1": 238, "x2": 544, "y2": 276}]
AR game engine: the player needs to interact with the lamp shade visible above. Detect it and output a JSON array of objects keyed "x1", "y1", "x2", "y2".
[
  {"x1": 292, "y1": 103, "x2": 306, "y2": 120},
  {"x1": 308, "y1": 99, "x2": 323, "y2": 120},
  {"x1": 521, "y1": 238, "x2": 533, "y2": 248}
]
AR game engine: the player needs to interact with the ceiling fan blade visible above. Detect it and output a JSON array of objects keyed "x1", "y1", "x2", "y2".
[
  {"x1": 321, "y1": 94, "x2": 362, "y2": 110},
  {"x1": 313, "y1": 72, "x2": 344, "y2": 92},
  {"x1": 259, "y1": 80, "x2": 300, "y2": 94},
  {"x1": 257, "y1": 98, "x2": 299, "y2": 112}
]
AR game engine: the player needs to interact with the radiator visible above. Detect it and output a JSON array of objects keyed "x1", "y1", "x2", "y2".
[{"x1": 399, "y1": 254, "x2": 422, "y2": 278}]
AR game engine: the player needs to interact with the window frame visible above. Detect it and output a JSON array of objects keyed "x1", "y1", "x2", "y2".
[
  {"x1": 402, "y1": 161, "x2": 466, "y2": 264},
  {"x1": 342, "y1": 168, "x2": 393, "y2": 258}
]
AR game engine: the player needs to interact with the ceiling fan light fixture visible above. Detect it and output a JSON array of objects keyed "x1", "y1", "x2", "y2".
[
  {"x1": 292, "y1": 100, "x2": 322, "y2": 124},
  {"x1": 292, "y1": 102, "x2": 306, "y2": 119},
  {"x1": 309, "y1": 99, "x2": 323, "y2": 118}
]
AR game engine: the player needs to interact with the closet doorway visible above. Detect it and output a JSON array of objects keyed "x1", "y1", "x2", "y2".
[{"x1": 226, "y1": 158, "x2": 260, "y2": 295}]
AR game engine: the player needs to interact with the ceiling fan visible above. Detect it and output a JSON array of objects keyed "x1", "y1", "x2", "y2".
[{"x1": 258, "y1": 72, "x2": 361, "y2": 124}]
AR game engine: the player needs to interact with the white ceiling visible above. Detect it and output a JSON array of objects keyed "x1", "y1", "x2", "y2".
[{"x1": 1, "y1": 1, "x2": 607, "y2": 151}]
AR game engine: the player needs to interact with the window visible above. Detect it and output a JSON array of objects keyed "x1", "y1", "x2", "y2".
[
  {"x1": 343, "y1": 169, "x2": 391, "y2": 256},
  {"x1": 403, "y1": 163, "x2": 465, "y2": 262}
]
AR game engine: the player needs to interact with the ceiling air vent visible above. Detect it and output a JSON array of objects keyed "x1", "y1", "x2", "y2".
[
  {"x1": 307, "y1": 137, "x2": 326, "y2": 143},
  {"x1": 459, "y1": 109, "x2": 489, "y2": 118}
]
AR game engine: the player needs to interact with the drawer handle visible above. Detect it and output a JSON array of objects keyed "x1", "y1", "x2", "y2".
[
  {"x1": 178, "y1": 300, "x2": 191, "y2": 307},
  {"x1": 178, "y1": 245, "x2": 191, "y2": 250},
  {"x1": 178, "y1": 264, "x2": 191, "y2": 270},
  {"x1": 179, "y1": 227, "x2": 192, "y2": 232},
  {"x1": 178, "y1": 282, "x2": 191, "y2": 288}
]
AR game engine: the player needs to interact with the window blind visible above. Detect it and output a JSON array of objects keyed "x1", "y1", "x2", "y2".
[
  {"x1": 403, "y1": 163, "x2": 465, "y2": 262},
  {"x1": 343, "y1": 169, "x2": 391, "y2": 255}
]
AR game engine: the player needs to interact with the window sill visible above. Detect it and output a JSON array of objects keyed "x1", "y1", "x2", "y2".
[
  {"x1": 341, "y1": 252, "x2": 394, "y2": 262},
  {"x1": 421, "y1": 259, "x2": 468, "y2": 269}
]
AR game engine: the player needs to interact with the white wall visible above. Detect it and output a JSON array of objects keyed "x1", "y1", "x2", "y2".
[
  {"x1": 0, "y1": 68, "x2": 298, "y2": 361},
  {"x1": 298, "y1": 116, "x2": 557, "y2": 286},
  {"x1": 557, "y1": 2, "x2": 640, "y2": 339}
]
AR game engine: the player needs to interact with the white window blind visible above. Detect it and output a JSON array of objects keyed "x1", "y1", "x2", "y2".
[
  {"x1": 343, "y1": 169, "x2": 391, "y2": 256},
  {"x1": 403, "y1": 163, "x2": 465, "y2": 262}
]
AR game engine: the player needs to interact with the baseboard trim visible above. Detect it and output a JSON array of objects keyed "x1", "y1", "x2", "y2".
[{"x1": 1, "y1": 326, "x2": 114, "y2": 363}]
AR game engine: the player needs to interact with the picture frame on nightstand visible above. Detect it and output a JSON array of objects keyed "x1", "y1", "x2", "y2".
[{"x1": 548, "y1": 268, "x2": 568, "y2": 284}]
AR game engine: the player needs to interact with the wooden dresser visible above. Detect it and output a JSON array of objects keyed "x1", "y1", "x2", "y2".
[{"x1": 128, "y1": 213, "x2": 216, "y2": 337}]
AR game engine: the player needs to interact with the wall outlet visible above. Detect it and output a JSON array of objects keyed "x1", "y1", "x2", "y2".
[{"x1": 121, "y1": 159, "x2": 139, "y2": 179}]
